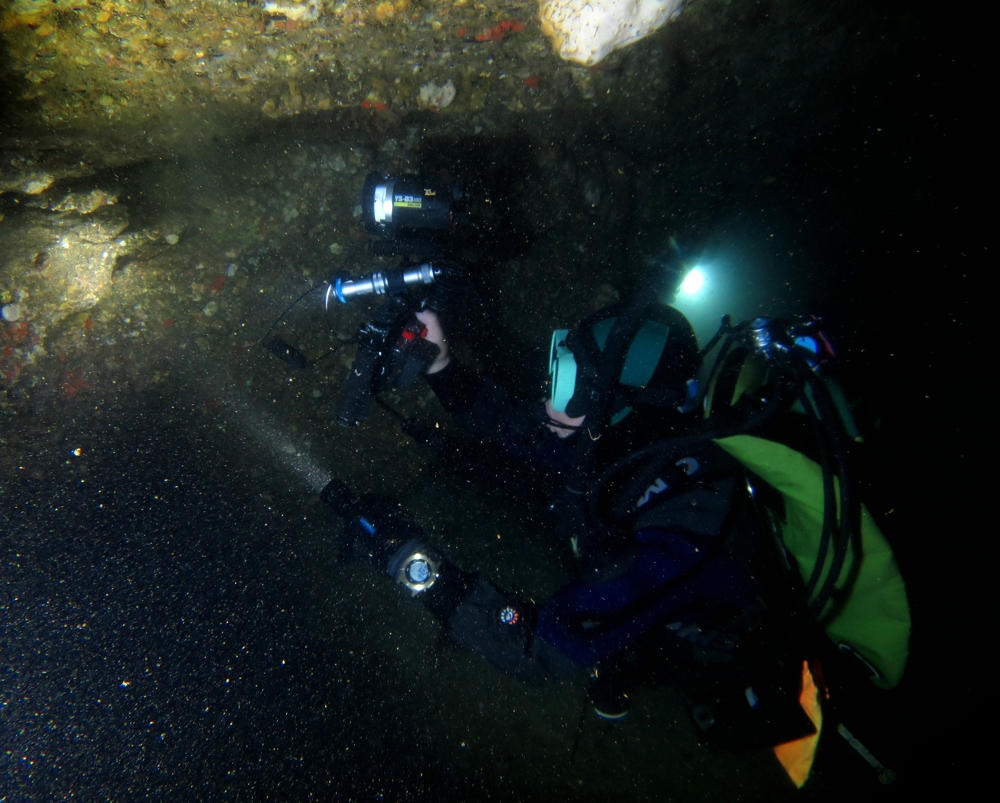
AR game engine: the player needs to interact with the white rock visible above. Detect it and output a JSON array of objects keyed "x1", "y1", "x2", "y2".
[
  {"x1": 418, "y1": 79, "x2": 456, "y2": 111},
  {"x1": 538, "y1": 0, "x2": 683, "y2": 67},
  {"x1": 1, "y1": 303, "x2": 20, "y2": 322},
  {"x1": 164, "y1": 233, "x2": 180, "y2": 245}
]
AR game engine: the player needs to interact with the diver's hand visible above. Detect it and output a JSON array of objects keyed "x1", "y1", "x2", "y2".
[
  {"x1": 545, "y1": 399, "x2": 585, "y2": 439},
  {"x1": 415, "y1": 310, "x2": 451, "y2": 374}
]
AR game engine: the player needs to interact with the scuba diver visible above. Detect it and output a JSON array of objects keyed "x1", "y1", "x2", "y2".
[{"x1": 320, "y1": 271, "x2": 911, "y2": 790}]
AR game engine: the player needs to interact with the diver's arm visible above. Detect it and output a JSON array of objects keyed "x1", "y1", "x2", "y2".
[
  {"x1": 323, "y1": 480, "x2": 579, "y2": 684},
  {"x1": 416, "y1": 312, "x2": 565, "y2": 464},
  {"x1": 429, "y1": 367, "x2": 575, "y2": 470},
  {"x1": 414, "y1": 309, "x2": 487, "y2": 415},
  {"x1": 423, "y1": 356, "x2": 484, "y2": 416},
  {"x1": 334, "y1": 493, "x2": 732, "y2": 683}
]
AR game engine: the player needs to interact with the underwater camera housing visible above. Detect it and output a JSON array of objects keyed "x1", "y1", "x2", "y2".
[
  {"x1": 336, "y1": 293, "x2": 441, "y2": 427},
  {"x1": 362, "y1": 172, "x2": 471, "y2": 258},
  {"x1": 262, "y1": 175, "x2": 468, "y2": 425}
]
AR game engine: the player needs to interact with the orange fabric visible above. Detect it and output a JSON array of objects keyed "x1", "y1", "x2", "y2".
[{"x1": 774, "y1": 661, "x2": 823, "y2": 788}]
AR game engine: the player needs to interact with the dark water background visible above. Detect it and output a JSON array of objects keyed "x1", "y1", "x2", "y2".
[{"x1": 1, "y1": 0, "x2": 983, "y2": 800}]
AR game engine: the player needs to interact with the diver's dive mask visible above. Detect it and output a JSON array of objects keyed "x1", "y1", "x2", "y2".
[
  {"x1": 549, "y1": 328, "x2": 580, "y2": 416},
  {"x1": 549, "y1": 313, "x2": 674, "y2": 425}
]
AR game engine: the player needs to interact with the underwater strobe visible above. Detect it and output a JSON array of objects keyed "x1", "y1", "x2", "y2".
[{"x1": 362, "y1": 173, "x2": 469, "y2": 257}]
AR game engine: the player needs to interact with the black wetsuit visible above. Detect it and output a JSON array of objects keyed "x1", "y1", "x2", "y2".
[{"x1": 401, "y1": 359, "x2": 764, "y2": 684}]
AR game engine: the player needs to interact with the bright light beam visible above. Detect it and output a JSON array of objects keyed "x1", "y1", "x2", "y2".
[
  {"x1": 667, "y1": 261, "x2": 731, "y2": 347},
  {"x1": 191, "y1": 374, "x2": 334, "y2": 494},
  {"x1": 226, "y1": 399, "x2": 333, "y2": 493},
  {"x1": 679, "y1": 268, "x2": 705, "y2": 296}
]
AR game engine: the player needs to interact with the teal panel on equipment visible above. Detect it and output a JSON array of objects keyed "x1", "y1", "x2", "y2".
[{"x1": 592, "y1": 318, "x2": 670, "y2": 389}]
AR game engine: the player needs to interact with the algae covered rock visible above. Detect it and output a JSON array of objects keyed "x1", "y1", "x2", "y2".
[{"x1": 0, "y1": 199, "x2": 135, "y2": 336}]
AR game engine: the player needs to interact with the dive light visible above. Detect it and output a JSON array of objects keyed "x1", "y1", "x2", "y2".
[{"x1": 325, "y1": 263, "x2": 440, "y2": 308}]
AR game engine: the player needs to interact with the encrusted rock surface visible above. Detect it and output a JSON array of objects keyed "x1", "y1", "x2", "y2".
[{"x1": 0, "y1": 200, "x2": 136, "y2": 334}]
